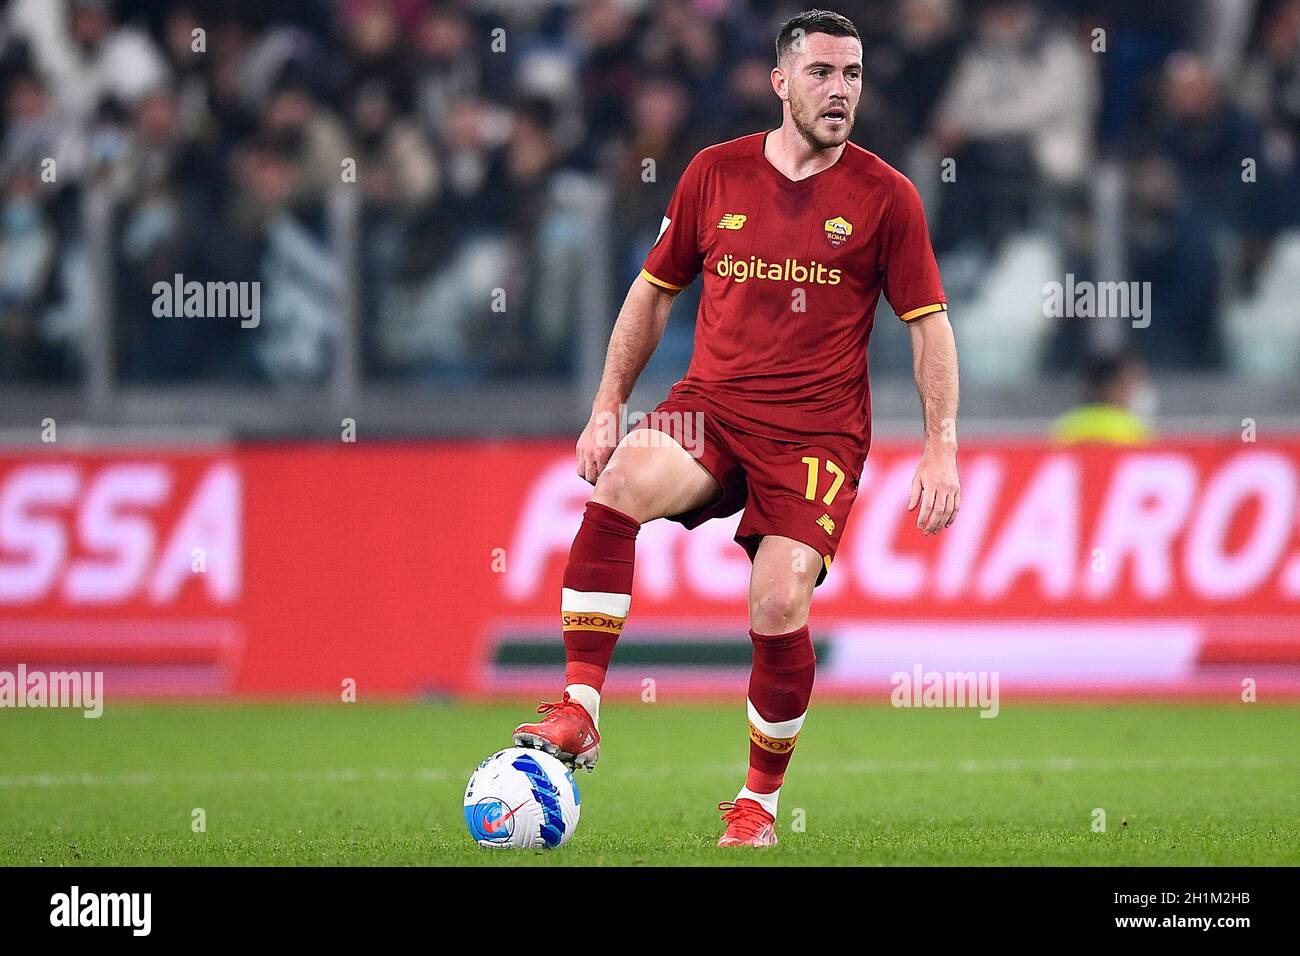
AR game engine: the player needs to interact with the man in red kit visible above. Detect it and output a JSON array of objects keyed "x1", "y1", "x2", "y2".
[{"x1": 513, "y1": 8, "x2": 961, "y2": 847}]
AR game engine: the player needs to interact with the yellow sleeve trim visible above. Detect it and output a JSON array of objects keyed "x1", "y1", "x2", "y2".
[
  {"x1": 899, "y1": 303, "x2": 947, "y2": 322},
  {"x1": 640, "y1": 268, "x2": 687, "y2": 292}
]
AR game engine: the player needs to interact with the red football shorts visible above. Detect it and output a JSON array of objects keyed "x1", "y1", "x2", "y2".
[{"x1": 629, "y1": 398, "x2": 862, "y2": 587}]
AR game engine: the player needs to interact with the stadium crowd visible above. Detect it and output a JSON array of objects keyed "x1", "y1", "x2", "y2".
[{"x1": 1, "y1": 0, "x2": 1298, "y2": 385}]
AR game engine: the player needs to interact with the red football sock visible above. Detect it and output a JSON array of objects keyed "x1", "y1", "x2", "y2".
[
  {"x1": 561, "y1": 501, "x2": 640, "y2": 692},
  {"x1": 745, "y1": 625, "x2": 816, "y2": 794}
]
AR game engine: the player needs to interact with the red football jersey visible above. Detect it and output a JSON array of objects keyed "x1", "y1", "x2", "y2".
[{"x1": 640, "y1": 131, "x2": 946, "y2": 466}]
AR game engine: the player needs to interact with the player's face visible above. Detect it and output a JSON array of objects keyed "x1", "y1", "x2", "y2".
[{"x1": 776, "y1": 33, "x2": 863, "y2": 150}]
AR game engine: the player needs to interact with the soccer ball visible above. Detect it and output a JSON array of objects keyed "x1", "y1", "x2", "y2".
[{"x1": 463, "y1": 747, "x2": 581, "y2": 849}]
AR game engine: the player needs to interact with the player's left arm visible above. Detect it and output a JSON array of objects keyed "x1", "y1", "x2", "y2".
[
  {"x1": 880, "y1": 172, "x2": 960, "y2": 536},
  {"x1": 906, "y1": 309, "x2": 960, "y2": 535}
]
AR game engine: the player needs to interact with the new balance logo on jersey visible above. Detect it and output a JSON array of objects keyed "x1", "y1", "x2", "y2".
[
  {"x1": 817, "y1": 513, "x2": 835, "y2": 535},
  {"x1": 717, "y1": 213, "x2": 748, "y2": 230}
]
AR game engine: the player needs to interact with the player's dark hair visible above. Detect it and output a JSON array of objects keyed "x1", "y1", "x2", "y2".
[{"x1": 775, "y1": 9, "x2": 861, "y2": 62}]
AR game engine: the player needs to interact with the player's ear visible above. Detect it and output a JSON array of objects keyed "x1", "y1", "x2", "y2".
[{"x1": 771, "y1": 65, "x2": 788, "y2": 101}]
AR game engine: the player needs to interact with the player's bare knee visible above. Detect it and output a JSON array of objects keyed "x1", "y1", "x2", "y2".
[
  {"x1": 750, "y1": 584, "x2": 810, "y2": 634},
  {"x1": 591, "y1": 466, "x2": 642, "y2": 519}
]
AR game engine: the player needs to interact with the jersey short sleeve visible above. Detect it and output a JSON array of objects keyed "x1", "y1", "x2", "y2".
[
  {"x1": 880, "y1": 176, "x2": 947, "y2": 322},
  {"x1": 640, "y1": 153, "x2": 706, "y2": 292}
]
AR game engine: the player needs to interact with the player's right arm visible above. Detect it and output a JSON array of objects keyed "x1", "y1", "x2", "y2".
[
  {"x1": 577, "y1": 152, "x2": 708, "y2": 484},
  {"x1": 577, "y1": 278, "x2": 680, "y2": 483}
]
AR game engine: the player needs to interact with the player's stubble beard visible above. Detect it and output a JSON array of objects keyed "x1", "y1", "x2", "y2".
[{"x1": 787, "y1": 83, "x2": 854, "y2": 152}]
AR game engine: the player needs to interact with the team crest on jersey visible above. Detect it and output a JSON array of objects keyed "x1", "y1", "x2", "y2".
[
  {"x1": 823, "y1": 216, "x2": 853, "y2": 248},
  {"x1": 717, "y1": 213, "x2": 747, "y2": 230}
]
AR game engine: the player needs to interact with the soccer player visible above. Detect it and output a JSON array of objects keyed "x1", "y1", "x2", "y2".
[{"x1": 513, "y1": 8, "x2": 961, "y2": 847}]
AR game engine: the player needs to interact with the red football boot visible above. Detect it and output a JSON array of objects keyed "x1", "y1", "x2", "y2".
[
  {"x1": 716, "y1": 799, "x2": 778, "y2": 847},
  {"x1": 513, "y1": 692, "x2": 600, "y2": 772}
]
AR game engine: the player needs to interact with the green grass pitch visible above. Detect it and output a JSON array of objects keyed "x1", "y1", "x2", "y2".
[{"x1": 2, "y1": 700, "x2": 1297, "y2": 866}]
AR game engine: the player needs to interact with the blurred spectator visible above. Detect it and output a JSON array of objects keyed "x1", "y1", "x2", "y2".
[
  {"x1": 1240, "y1": 0, "x2": 1300, "y2": 231},
  {"x1": 930, "y1": 0, "x2": 1098, "y2": 249},
  {"x1": 349, "y1": 77, "x2": 439, "y2": 214},
  {"x1": 258, "y1": 75, "x2": 352, "y2": 206},
  {"x1": 612, "y1": 75, "x2": 695, "y2": 236},
  {"x1": 114, "y1": 86, "x2": 222, "y2": 381},
  {"x1": 368, "y1": 89, "x2": 511, "y2": 377},
  {"x1": 1044, "y1": 153, "x2": 1222, "y2": 372},
  {"x1": 340, "y1": 0, "x2": 417, "y2": 103},
  {"x1": 716, "y1": 52, "x2": 778, "y2": 143},
  {"x1": 0, "y1": 164, "x2": 61, "y2": 380},
  {"x1": 858, "y1": 0, "x2": 962, "y2": 165},
  {"x1": 211, "y1": 129, "x2": 339, "y2": 383},
  {"x1": 159, "y1": 4, "x2": 218, "y2": 143},
  {"x1": 8, "y1": 0, "x2": 168, "y2": 123},
  {"x1": 609, "y1": 74, "x2": 703, "y2": 370},
  {"x1": 1089, "y1": 1, "x2": 1188, "y2": 146},
  {"x1": 574, "y1": 0, "x2": 641, "y2": 163},
  {"x1": 1145, "y1": 51, "x2": 1266, "y2": 237},
  {"x1": 411, "y1": 3, "x2": 483, "y2": 143},
  {"x1": 1124, "y1": 153, "x2": 1223, "y2": 369},
  {"x1": 0, "y1": 69, "x2": 77, "y2": 181},
  {"x1": 640, "y1": 1, "x2": 727, "y2": 112},
  {"x1": 0, "y1": 66, "x2": 83, "y2": 382},
  {"x1": 893, "y1": 0, "x2": 963, "y2": 131},
  {"x1": 1052, "y1": 353, "x2": 1154, "y2": 445}
]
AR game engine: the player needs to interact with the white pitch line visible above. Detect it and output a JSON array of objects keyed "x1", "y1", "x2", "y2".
[
  {"x1": 0, "y1": 754, "x2": 1293, "y2": 791},
  {"x1": 0, "y1": 767, "x2": 451, "y2": 790}
]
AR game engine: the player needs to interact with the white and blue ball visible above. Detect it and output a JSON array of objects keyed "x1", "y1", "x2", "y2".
[{"x1": 463, "y1": 747, "x2": 581, "y2": 849}]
